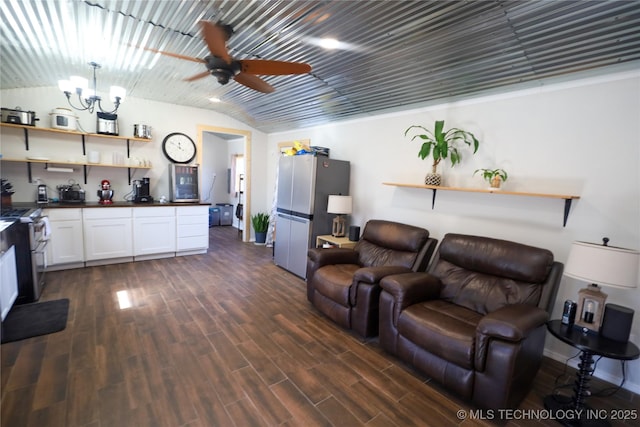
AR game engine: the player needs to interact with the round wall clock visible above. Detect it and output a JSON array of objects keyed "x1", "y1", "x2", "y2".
[{"x1": 162, "y1": 132, "x2": 197, "y2": 164}]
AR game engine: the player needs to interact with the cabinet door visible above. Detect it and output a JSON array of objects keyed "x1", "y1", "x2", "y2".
[
  {"x1": 84, "y1": 218, "x2": 133, "y2": 260},
  {"x1": 1, "y1": 246, "x2": 18, "y2": 321},
  {"x1": 48, "y1": 220, "x2": 85, "y2": 265},
  {"x1": 133, "y1": 216, "x2": 176, "y2": 255}
]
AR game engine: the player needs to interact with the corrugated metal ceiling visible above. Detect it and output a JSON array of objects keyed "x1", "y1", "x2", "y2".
[{"x1": 1, "y1": 0, "x2": 639, "y2": 133}]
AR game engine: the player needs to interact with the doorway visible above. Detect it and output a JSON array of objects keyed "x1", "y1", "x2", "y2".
[{"x1": 196, "y1": 125, "x2": 251, "y2": 242}]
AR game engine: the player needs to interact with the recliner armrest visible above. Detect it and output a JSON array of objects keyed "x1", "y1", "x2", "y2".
[
  {"x1": 354, "y1": 266, "x2": 414, "y2": 284},
  {"x1": 307, "y1": 247, "x2": 360, "y2": 268},
  {"x1": 380, "y1": 272, "x2": 442, "y2": 324},
  {"x1": 475, "y1": 304, "x2": 549, "y2": 370}
]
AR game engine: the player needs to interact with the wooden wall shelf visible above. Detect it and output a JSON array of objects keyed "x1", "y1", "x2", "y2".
[
  {"x1": 1, "y1": 123, "x2": 153, "y2": 184},
  {"x1": 382, "y1": 182, "x2": 581, "y2": 227}
]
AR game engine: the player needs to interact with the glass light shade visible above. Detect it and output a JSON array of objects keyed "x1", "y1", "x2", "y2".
[
  {"x1": 81, "y1": 88, "x2": 95, "y2": 100},
  {"x1": 58, "y1": 79, "x2": 73, "y2": 93},
  {"x1": 70, "y1": 75, "x2": 88, "y2": 91},
  {"x1": 564, "y1": 241, "x2": 639, "y2": 289},
  {"x1": 327, "y1": 195, "x2": 352, "y2": 214},
  {"x1": 110, "y1": 86, "x2": 126, "y2": 102}
]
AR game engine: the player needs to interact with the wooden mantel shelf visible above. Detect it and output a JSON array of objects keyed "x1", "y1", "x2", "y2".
[{"x1": 382, "y1": 182, "x2": 581, "y2": 227}]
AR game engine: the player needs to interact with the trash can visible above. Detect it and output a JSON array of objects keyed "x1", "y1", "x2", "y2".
[
  {"x1": 216, "y1": 203, "x2": 233, "y2": 226},
  {"x1": 209, "y1": 207, "x2": 220, "y2": 227}
]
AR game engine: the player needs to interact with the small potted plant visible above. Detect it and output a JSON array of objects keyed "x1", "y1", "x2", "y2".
[
  {"x1": 405, "y1": 119, "x2": 480, "y2": 186},
  {"x1": 251, "y1": 212, "x2": 270, "y2": 245},
  {"x1": 474, "y1": 168, "x2": 508, "y2": 189},
  {"x1": 1, "y1": 179, "x2": 14, "y2": 207}
]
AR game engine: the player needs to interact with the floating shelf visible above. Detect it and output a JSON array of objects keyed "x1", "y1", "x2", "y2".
[
  {"x1": 382, "y1": 182, "x2": 581, "y2": 227},
  {"x1": 1, "y1": 123, "x2": 153, "y2": 184}
]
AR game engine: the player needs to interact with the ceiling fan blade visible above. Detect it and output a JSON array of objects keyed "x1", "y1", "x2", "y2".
[
  {"x1": 240, "y1": 59, "x2": 312, "y2": 75},
  {"x1": 200, "y1": 21, "x2": 232, "y2": 64},
  {"x1": 234, "y1": 73, "x2": 275, "y2": 93},
  {"x1": 184, "y1": 71, "x2": 211, "y2": 82},
  {"x1": 133, "y1": 44, "x2": 205, "y2": 63}
]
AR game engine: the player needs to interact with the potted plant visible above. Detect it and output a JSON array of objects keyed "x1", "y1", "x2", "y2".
[
  {"x1": 474, "y1": 168, "x2": 508, "y2": 189},
  {"x1": 405, "y1": 119, "x2": 480, "y2": 186},
  {"x1": 251, "y1": 212, "x2": 270, "y2": 245},
  {"x1": 1, "y1": 179, "x2": 14, "y2": 207}
]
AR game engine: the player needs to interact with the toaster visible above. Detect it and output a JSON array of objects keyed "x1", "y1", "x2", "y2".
[{"x1": 57, "y1": 184, "x2": 85, "y2": 203}]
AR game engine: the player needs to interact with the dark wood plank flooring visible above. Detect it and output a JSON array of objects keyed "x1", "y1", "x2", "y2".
[{"x1": 2, "y1": 226, "x2": 638, "y2": 426}]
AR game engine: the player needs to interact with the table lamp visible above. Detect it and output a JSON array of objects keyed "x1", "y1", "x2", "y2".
[
  {"x1": 327, "y1": 195, "x2": 352, "y2": 237},
  {"x1": 564, "y1": 238, "x2": 639, "y2": 335}
]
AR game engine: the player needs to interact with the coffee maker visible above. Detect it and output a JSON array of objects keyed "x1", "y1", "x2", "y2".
[{"x1": 133, "y1": 177, "x2": 153, "y2": 203}]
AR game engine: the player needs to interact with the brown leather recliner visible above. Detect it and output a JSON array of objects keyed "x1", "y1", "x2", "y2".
[
  {"x1": 306, "y1": 220, "x2": 437, "y2": 338},
  {"x1": 379, "y1": 233, "x2": 563, "y2": 410}
]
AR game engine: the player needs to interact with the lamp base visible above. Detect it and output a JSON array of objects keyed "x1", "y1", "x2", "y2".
[
  {"x1": 332, "y1": 215, "x2": 346, "y2": 237},
  {"x1": 574, "y1": 284, "x2": 607, "y2": 333}
]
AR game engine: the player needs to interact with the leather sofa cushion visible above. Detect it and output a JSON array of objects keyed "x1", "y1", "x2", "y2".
[
  {"x1": 355, "y1": 220, "x2": 430, "y2": 268},
  {"x1": 398, "y1": 300, "x2": 481, "y2": 370},
  {"x1": 313, "y1": 264, "x2": 360, "y2": 306},
  {"x1": 357, "y1": 240, "x2": 421, "y2": 269},
  {"x1": 433, "y1": 260, "x2": 543, "y2": 315}
]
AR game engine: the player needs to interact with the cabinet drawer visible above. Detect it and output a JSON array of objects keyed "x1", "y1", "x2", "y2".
[
  {"x1": 83, "y1": 207, "x2": 132, "y2": 220},
  {"x1": 177, "y1": 235, "x2": 208, "y2": 251},
  {"x1": 133, "y1": 207, "x2": 175, "y2": 218},
  {"x1": 45, "y1": 208, "x2": 82, "y2": 221},
  {"x1": 177, "y1": 223, "x2": 207, "y2": 237},
  {"x1": 176, "y1": 206, "x2": 209, "y2": 216}
]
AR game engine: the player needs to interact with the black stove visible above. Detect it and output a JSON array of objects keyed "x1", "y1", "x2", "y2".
[{"x1": 0, "y1": 207, "x2": 30, "y2": 218}]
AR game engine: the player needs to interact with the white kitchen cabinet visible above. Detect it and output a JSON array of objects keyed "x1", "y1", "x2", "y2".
[
  {"x1": 43, "y1": 208, "x2": 84, "y2": 269},
  {"x1": 83, "y1": 208, "x2": 133, "y2": 263},
  {"x1": 176, "y1": 206, "x2": 209, "y2": 255},
  {"x1": 133, "y1": 207, "x2": 176, "y2": 259},
  {"x1": 1, "y1": 246, "x2": 18, "y2": 321}
]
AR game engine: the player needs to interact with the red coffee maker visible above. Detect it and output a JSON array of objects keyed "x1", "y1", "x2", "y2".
[{"x1": 98, "y1": 179, "x2": 114, "y2": 205}]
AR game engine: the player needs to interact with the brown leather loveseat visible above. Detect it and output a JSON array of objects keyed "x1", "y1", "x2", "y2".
[
  {"x1": 307, "y1": 220, "x2": 437, "y2": 338},
  {"x1": 379, "y1": 233, "x2": 563, "y2": 409}
]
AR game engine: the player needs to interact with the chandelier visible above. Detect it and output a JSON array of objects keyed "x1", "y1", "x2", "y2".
[{"x1": 57, "y1": 62, "x2": 125, "y2": 114}]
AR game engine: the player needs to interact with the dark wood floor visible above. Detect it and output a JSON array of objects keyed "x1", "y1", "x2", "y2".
[{"x1": 1, "y1": 226, "x2": 638, "y2": 427}]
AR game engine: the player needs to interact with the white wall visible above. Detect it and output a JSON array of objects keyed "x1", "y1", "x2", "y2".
[
  {"x1": 267, "y1": 70, "x2": 640, "y2": 393},
  {"x1": 0, "y1": 86, "x2": 268, "y2": 215}
]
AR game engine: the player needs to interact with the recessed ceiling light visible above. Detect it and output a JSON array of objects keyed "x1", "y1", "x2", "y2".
[
  {"x1": 209, "y1": 97, "x2": 222, "y2": 103},
  {"x1": 319, "y1": 38, "x2": 340, "y2": 50}
]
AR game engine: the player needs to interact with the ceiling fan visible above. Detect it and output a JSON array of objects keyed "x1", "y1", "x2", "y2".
[{"x1": 144, "y1": 21, "x2": 312, "y2": 93}]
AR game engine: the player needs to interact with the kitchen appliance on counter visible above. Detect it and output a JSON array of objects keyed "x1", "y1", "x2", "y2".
[
  {"x1": 50, "y1": 107, "x2": 77, "y2": 131},
  {"x1": 133, "y1": 177, "x2": 153, "y2": 203},
  {"x1": 37, "y1": 184, "x2": 48, "y2": 204},
  {"x1": 98, "y1": 180, "x2": 114, "y2": 204},
  {"x1": 169, "y1": 164, "x2": 200, "y2": 202},
  {"x1": 0, "y1": 206, "x2": 48, "y2": 303},
  {"x1": 57, "y1": 182, "x2": 85, "y2": 203},
  {"x1": 97, "y1": 112, "x2": 118, "y2": 135},
  {"x1": 133, "y1": 124, "x2": 152, "y2": 139},
  {"x1": 1, "y1": 106, "x2": 38, "y2": 126}
]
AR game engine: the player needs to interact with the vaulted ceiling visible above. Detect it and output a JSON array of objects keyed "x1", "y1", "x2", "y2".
[{"x1": 2, "y1": 0, "x2": 640, "y2": 133}]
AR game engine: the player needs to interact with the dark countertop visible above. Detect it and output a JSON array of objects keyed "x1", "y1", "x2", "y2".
[{"x1": 8, "y1": 201, "x2": 211, "y2": 209}]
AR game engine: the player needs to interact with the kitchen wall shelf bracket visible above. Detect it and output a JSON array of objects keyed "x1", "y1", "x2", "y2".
[
  {"x1": 383, "y1": 182, "x2": 580, "y2": 227},
  {"x1": 23, "y1": 127, "x2": 30, "y2": 150}
]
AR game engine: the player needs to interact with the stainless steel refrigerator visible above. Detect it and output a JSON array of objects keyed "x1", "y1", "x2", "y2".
[{"x1": 274, "y1": 155, "x2": 350, "y2": 278}]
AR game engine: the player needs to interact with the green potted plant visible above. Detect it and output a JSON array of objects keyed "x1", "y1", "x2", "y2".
[
  {"x1": 405, "y1": 119, "x2": 480, "y2": 186},
  {"x1": 474, "y1": 168, "x2": 508, "y2": 189},
  {"x1": 251, "y1": 212, "x2": 270, "y2": 245}
]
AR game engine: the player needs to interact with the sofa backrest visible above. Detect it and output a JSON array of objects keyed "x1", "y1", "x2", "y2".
[
  {"x1": 355, "y1": 220, "x2": 431, "y2": 271},
  {"x1": 428, "y1": 233, "x2": 559, "y2": 315}
]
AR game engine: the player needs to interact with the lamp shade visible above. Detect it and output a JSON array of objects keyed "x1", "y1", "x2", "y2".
[
  {"x1": 564, "y1": 241, "x2": 640, "y2": 289},
  {"x1": 327, "y1": 195, "x2": 352, "y2": 215}
]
